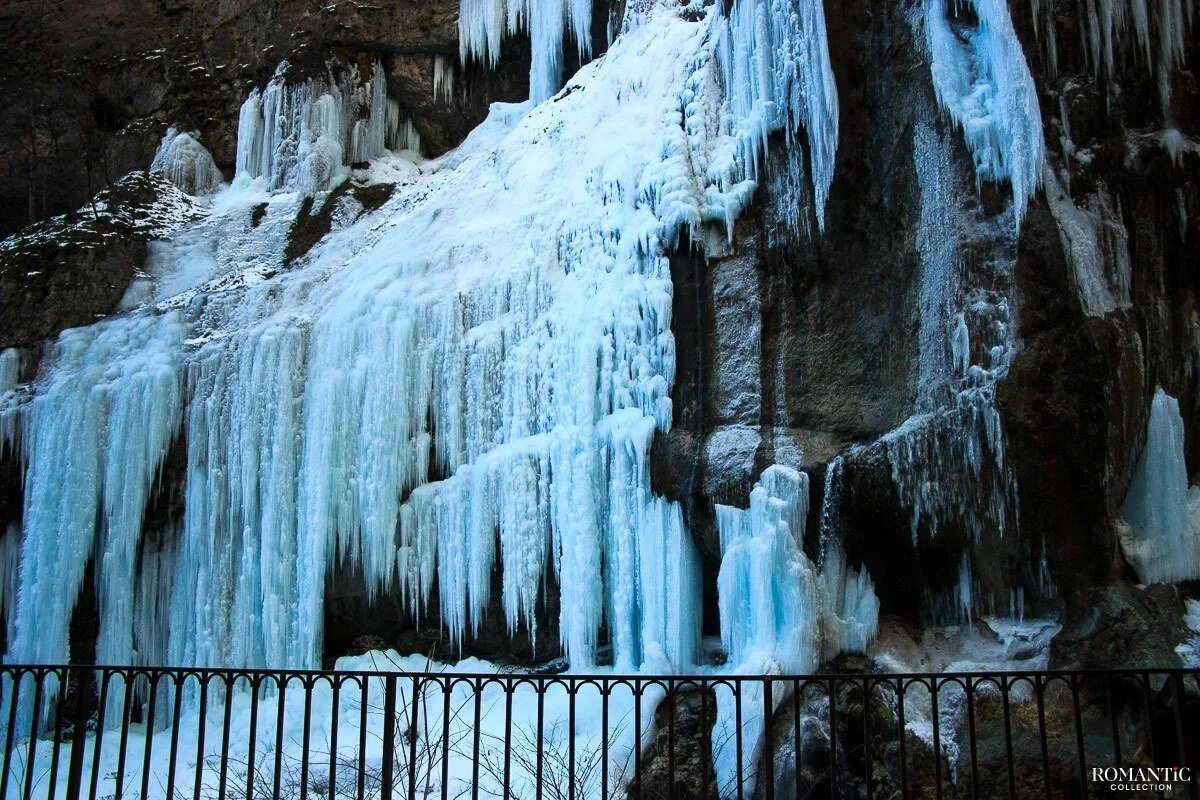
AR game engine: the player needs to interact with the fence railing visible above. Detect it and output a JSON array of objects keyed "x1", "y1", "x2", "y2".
[{"x1": 0, "y1": 664, "x2": 1196, "y2": 800}]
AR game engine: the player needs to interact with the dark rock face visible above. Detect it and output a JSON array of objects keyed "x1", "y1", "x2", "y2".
[
  {"x1": 0, "y1": 171, "x2": 203, "y2": 353},
  {"x1": 0, "y1": 0, "x2": 536, "y2": 236}
]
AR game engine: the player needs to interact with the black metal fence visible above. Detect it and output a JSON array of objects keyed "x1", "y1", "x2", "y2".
[{"x1": 0, "y1": 664, "x2": 1196, "y2": 800}]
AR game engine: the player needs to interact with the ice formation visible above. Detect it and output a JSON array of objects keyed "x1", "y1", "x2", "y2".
[
  {"x1": 235, "y1": 61, "x2": 395, "y2": 195},
  {"x1": 923, "y1": 0, "x2": 1045, "y2": 223},
  {"x1": 434, "y1": 54, "x2": 457, "y2": 104},
  {"x1": 718, "y1": 0, "x2": 840, "y2": 228},
  {"x1": 459, "y1": 0, "x2": 596, "y2": 103},
  {"x1": 150, "y1": 127, "x2": 223, "y2": 196},
  {"x1": 713, "y1": 465, "x2": 878, "y2": 796},
  {"x1": 1119, "y1": 388, "x2": 1200, "y2": 584},
  {"x1": 3, "y1": 0, "x2": 845, "y2": 677},
  {"x1": 1032, "y1": 0, "x2": 1196, "y2": 115}
]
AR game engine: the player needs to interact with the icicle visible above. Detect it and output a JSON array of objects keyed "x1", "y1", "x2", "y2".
[
  {"x1": 1119, "y1": 388, "x2": 1200, "y2": 584},
  {"x1": 717, "y1": 0, "x2": 840, "y2": 229},
  {"x1": 1074, "y1": 0, "x2": 1196, "y2": 117},
  {"x1": 433, "y1": 55, "x2": 457, "y2": 104},
  {"x1": 459, "y1": 0, "x2": 595, "y2": 103},
  {"x1": 923, "y1": 0, "x2": 1045, "y2": 224},
  {"x1": 0, "y1": 524, "x2": 21, "y2": 649}
]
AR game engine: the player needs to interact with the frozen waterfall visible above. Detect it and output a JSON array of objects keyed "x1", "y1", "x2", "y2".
[{"x1": 2, "y1": 1, "x2": 858, "y2": 677}]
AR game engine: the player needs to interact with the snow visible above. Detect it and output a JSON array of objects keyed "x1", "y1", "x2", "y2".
[
  {"x1": 1119, "y1": 388, "x2": 1200, "y2": 584},
  {"x1": 151, "y1": 127, "x2": 224, "y2": 196},
  {"x1": 923, "y1": 0, "x2": 1045, "y2": 224}
]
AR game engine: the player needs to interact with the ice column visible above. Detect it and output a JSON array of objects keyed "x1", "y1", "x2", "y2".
[
  {"x1": 1119, "y1": 388, "x2": 1200, "y2": 583},
  {"x1": 713, "y1": 465, "x2": 878, "y2": 798},
  {"x1": 8, "y1": 314, "x2": 184, "y2": 666}
]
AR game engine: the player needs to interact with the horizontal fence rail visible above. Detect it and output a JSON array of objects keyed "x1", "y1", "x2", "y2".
[{"x1": 0, "y1": 665, "x2": 1196, "y2": 800}]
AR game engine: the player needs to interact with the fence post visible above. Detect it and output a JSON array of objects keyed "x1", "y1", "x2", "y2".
[
  {"x1": 382, "y1": 675, "x2": 397, "y2": 800},
  {"x1": 64, "y1": 667, "x2": 93, "y2": 800}
]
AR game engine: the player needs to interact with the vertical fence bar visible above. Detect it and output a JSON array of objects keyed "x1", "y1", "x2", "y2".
[
  {"x1": 1169, "y1": 673, "x2": 1197, "y2": 800},
  {"x1": 20, "y1": 670, "x2": 45, "y2": 800},
  {"x1": 503, "y1": 679, "x2": 513, "y2": 800},
  {"x1": 702, "y1": 680, "x2": 712, "y2": 800},
  {"x1": 381, "y1": 674, "x2": 397, "y2": 800},
  {"x1": 568, "y1": 683, "x2": 576, "y2": 800},
  {"x1": 139, "y1": 672, "x2": 160, "y2": 800},
  {"x1": 87, "y1": 670, "x2": 111, "y2": 800},
  {"x1": 440, "y1": 677, "x2": 451, "y2": 800},
  {"x1": 359, "y1": 677, "x2": 369, "y2": 800},
  {"x1": 192, "y1": 673, "x2": 209, "y2": 800},
  {"x1": 300, "y1": 677, "x2": 314, "y2": 800},
  {"x1": 1, "y1": 669, "x2": 25, "y2": 800},
  {"x1": 930, "y1": 679, "x2": 941, "y2": 800},
  {"x1": 536, "y1": 679, "x2": 545, "y2": 800},
  {"x1": 1002, "y1": 679, "x2": 1016, "y2": 800},
  {"x1": 218, "y1": 674, "x2": 235, "y2": 800},
  {"x1": 166, "y1": 672, "x2": 184, "y2": 800},
  {"x1": 635, "y1": 680, "x2": 643, "y2": 800},
  {"x1": 1069, "y1": 675, "x2": 1087, "y2": 799},
  {"x1": 733, "y1": 680, "x2": 743, "y2": 800},
  {"x1": 407, "y1": 677, "x2": 420, "y2": 800},
  {"x1": 966, "y1": 679, "x2": 979, "y2": 800},
  {"x1": 1035, "y1": 677, "x2": 1051, "y2": 800},
  {"x1": 470, "y1": 678, "x2": 481, "y2": 800},
  {"x1": 48, "y1": 668, "x2": 69, "y2": 800},
  {"x1": 761, "y1": 679, "x2": 772, "y2": 800},
  {"x1": 600, "y1": 687, "x2": 609, "y2": 800},
  {"x1": 1105, "y1": 673, "x2": 1122, "y2": 766},
  {"x1": 828, "y1": 678, "x2": 839, "y2": 799},
  {"x1": 247, "y1": 677, "x2": 261, "y2": 800},
  {"x1": 669, "y1": 681, "x2": 678, "y2": 800},
  {"x1": 274, "y1": 676, "x2": 288, "y2": 800},
  {"x1": 790, "y1": 680, "x2": 800, "y2": 800},
  {"x1": 862, "y1": 676, "x2": 873, "y2": 800},
  {"x1": 897, "y1": 679, "x2": 908, "y2": 800},
  {"x1": 1140, "y1": 673, "x2": 1166, "y2": 800},
  {"x1": 113, "y1": 672, "x2": 135, "y2": 800},
  {"x1": 330, "y1": 677, "x2": 342, "y2": 800},
  {"x1": 65, "y1": 667, "x2": 92, "y2": 800}
]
